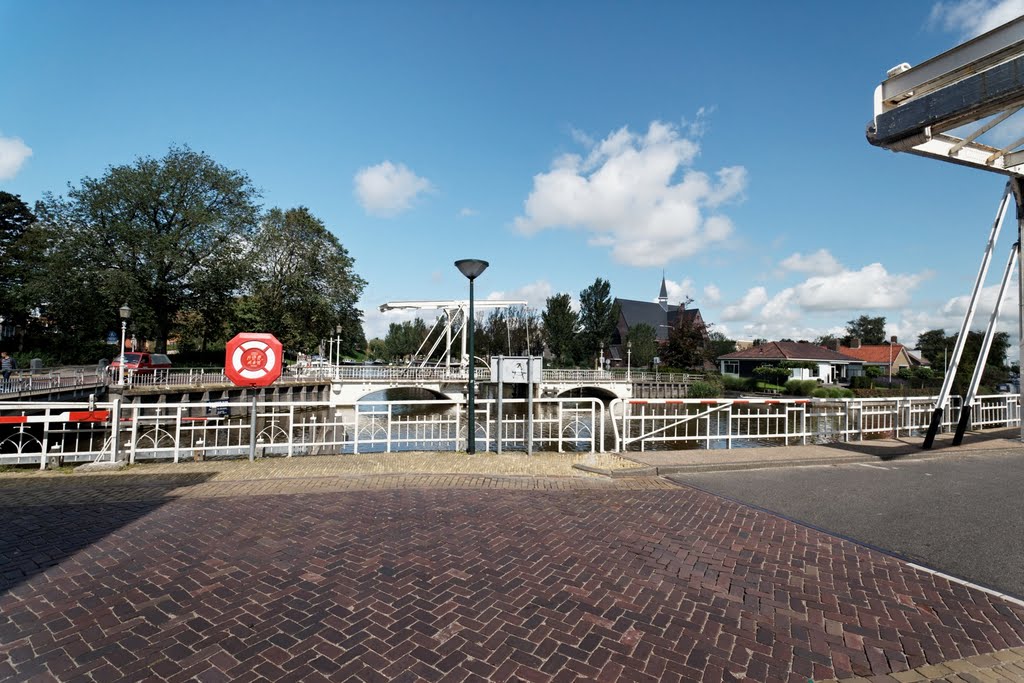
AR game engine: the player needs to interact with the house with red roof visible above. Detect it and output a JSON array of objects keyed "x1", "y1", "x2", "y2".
[
  {"x1": 838, "y1": 338, "x2": 916, "y2": 379},
  {"x1": 718, "y1": 341, "x2": 862, "y2": 385}
]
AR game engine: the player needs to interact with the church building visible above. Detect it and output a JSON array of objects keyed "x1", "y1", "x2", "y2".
[{"x1": 608, "y1": 276, "x2": 705, "y2": 366}]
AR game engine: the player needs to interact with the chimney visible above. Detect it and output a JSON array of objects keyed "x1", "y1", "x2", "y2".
[
  {"x1": 890, "y1": 335, "x2": 897, "y2": 344},
  {"x1": 829, "y1": 339, "x2": 839, "y2": 352},
  {"x1": 851, "y1": 338, "x2": 861, "y2": 349}
]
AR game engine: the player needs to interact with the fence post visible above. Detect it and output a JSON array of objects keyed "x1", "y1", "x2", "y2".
[
  {"x1": 174, "y1": 405, "x2": 183, "y2": 463},
  {"x1": 288, "y1": 405, "x2": 295, "y2": 458},
  {"x1": 129, "y1": 402, "x2": 139, "y2": 464}
]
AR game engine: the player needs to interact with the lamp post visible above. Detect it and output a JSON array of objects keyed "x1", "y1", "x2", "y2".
[
  {"x1": 118, "y1": 303, "x2": 131, "y2": 386},
  {"x1": 335, "y1": 324, "x2": 343, "y2": 368},
  {"x1": 598, "y1": 341, "x2": 603, "y2": 371},
  {"x1": 455, "y1": 259, "x2": 489, "y2": 454},
  {"x1": 627, "y1": 341, "x2": 632, "y2": 382}
]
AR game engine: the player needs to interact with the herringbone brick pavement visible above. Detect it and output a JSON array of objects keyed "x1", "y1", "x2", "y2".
[{"x1": 1, "y1": 481, "x2": 1022, "y2": 681}]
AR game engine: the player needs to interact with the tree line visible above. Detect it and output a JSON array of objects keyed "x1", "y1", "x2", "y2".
[
  {"x1": 0, "y1": 146, "x2": 366, "y2": 364},
  {"x1": 377, "y1": 276, "x2": 735, "y2": 370}
]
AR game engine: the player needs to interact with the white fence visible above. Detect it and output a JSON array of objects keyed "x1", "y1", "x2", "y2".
[
  {"x1": 95, "y1": 365, "x2": 701, "y2": 388},
  {"x1": 0, "y1": 370, "x2": 105, "y2": 395},
  {"x1": 0, "y1": 394, "x2": 1017, "y2": 469},
  {"x1": 612, "y1": 394, "x2": 1020, "y2": 450}
]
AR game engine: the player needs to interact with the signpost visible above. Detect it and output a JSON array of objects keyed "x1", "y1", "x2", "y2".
[
  {"x1": 225, "y1": 333, "x2": 283, "y2": 461},
  {"x1": 491, "y1": 356, "x2": 543, "y2": 455}
]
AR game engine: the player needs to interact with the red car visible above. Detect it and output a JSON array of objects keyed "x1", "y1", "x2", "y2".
[{"x1": 109, "y1": 352, "x2": 173, "y2": 376}]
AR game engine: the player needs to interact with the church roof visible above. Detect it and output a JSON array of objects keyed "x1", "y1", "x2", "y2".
[{"x1": 615, "y1": 298, "x2": 700, "y2": 341}]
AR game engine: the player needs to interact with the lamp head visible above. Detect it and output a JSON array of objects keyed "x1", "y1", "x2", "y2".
[
  {"x1": 119, "y1": 303, "x2": 131, "y2": 319},
  {"x1": 455, "y1": 259, "x2": 489, "y2": 280}
]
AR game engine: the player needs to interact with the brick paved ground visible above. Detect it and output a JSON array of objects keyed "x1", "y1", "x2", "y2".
[{"x1": 2, "y1": 475, "x2": 1024, "y2": 682}]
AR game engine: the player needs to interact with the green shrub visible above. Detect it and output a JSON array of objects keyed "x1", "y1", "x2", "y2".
[
  {"x1": 687, "y1": 380, "x2": 721, "y2": 398},
  {"x1": 722, "y1": 375, "x2": 750, "y2": 391},
  {"x1": 784, "y1": 379, "x2": 819, "y2": 396},
  {"x1": 812, "y1": 387, "x2": 854, "y2": 399}
]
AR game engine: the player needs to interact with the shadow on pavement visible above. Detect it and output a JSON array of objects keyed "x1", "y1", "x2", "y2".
[
  {"x1": 819, "y1": 427, "x2": 1021, "y2": 461},
  {"x1": 0, "y1": 472, "x2": 216, "y2": 595}
]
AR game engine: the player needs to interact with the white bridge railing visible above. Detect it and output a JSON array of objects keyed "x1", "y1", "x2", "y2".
[
  {"x1": 0, "y1": 394, "x2": 1017, "y2": 469},
  {"x1": 612, "y1": 394, "x2": 1020, "y2": 450},
  {"x1": 103, "y1": 365, "x2": 702, "y2": 388}
]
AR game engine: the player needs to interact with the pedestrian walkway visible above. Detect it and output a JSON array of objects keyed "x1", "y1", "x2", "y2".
[{"x1": 1, "y1": 432, "x2": 1022, "y2": 681}]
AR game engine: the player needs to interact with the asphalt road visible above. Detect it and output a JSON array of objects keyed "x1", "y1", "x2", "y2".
[{"x1": 669, "y1": 448, "x2": 1024, "y2": 600}]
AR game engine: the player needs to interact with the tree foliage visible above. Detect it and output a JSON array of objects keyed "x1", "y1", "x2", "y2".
[
  {"x1": 844, "y1": 315, "x2": 886, "y2": 345},
  {"x1": 705, "y1": 330, "x2": 736, "y2": 361},
  {"x1": 915, "y1": 328, "x2": 1010, "y2": 374},
  {"x1": 34, "y1": 145, "x2": 261, "y2": 353},
  {"x1": 477, "y1": 306, "x2": 541, "y2": 359},
  {"x1": 383, "y1": 318, "x2": 429, "y2": 362},
  {"x1": 541, "y1": 293, "x2": 579, "y2": 366},
  {"x1": 577, "y1": 278, "x2": 619, "y2": 358},
  {"x1": 625, "y1": 323, "x2": 658, "y2": 368},
  {"x1": 236, "y1": 206, "x2": 366, "y2": 354},
  {"x1": 0, "y1": 192, "x2": 35, "y2": 323},
  {"x1": 661, "y1": 313, "x2": 708, "y2": 369}
]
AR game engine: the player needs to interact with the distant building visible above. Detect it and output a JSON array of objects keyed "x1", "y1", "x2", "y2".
[
  {"x1": 607, "y1": 276, "x2": 705, "y2": 366},
  {"x1": 838, "y1": 337, "x2": 922, "y2": 378},
  {"x1": 718, "y1": 341, "x2": 862, "y2": 384}
]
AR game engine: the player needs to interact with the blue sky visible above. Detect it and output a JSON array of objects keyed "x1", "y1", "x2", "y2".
[{"x1": 3, "y1": 0, "x2": 1024, "y2": 357}]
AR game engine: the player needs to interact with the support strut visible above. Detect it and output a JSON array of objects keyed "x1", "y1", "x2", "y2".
[{"x1": 923, "y1": 182, "x2": 1013, "y2": 448}]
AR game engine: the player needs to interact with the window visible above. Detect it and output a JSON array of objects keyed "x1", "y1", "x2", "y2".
[{"x1": 723, "y1": 360, "x2": 739, "y2": 375}]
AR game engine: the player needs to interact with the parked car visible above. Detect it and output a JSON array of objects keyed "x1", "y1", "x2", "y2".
[{"x1": 108, "y1": 352, "x2": 173, "y2": 376}]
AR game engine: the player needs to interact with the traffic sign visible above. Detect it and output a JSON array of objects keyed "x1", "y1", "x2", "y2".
[{"x1": 225, "y1": 333, "x2": 283, "y2": 387}]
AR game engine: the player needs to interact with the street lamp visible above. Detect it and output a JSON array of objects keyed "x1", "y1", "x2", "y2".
[
  {"x1": 455, "y1": 259, "x2": 488, "y2": 454},
  {"x1": 118, "y1": 303, "x2": 131, "y2": 386},
  {"x1": 335, "y1": 324, "x2": 343, "y2": 368},
  {"x1": 627, "y1": 341, "x2": 632, "y2": 382},
  {"x1": 598, "y1": 341, "x2": 603, "y2": 371}
]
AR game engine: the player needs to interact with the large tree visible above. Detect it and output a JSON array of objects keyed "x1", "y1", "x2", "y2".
[
  {"x1": 541, "y1": 293, "x2": 579, "y2": 366},
  {"x1": 625, "y1": 322, "x2": 658, "y2": 368},
  {"x1": 844, "y1": 315, "x2": 886, "y2": 345},
  {"x1": 578, "y1": 278, "x2": 619, "y2": 358},
  {"x1": 237, "y1": 206, "x2": 366, "y2": 354},
  {"x1": 916, "y1": 328, "x2": 1010, "y2": 375},
  {"x1": 661, "y1": 313, "x2": 708, "y2": 369},
  {"x1": 35, "y1": 145, "x2": 261, "y2": 353},
  {"x1": 0, "y1": 192, "x2": 35, "y2": 324},
  {"x1": 383, "y1": 318, "x2": 429, "y2": 362},
  {"x1": 916, "y1": 329, "x2": 950, "y2": 369},
  {"x1": 705, "y1": 329, "x2": 736, "y2": 363}
]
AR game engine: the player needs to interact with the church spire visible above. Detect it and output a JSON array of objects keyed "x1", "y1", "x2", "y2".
[{"x1": 659, "y1": 272, "x2": 668, "y2": 311}]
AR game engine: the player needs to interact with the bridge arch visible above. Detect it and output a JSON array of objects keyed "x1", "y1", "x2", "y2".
[
  {"x1": 358, "y1": 387, "x2": 454, "y2": 402},
  {"x1": 546, "y1": 385, "x2": 621, "y2": 402}
]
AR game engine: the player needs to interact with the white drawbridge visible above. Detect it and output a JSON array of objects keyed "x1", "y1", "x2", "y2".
[{"x1": 378, "y1": 299, "x2": 528, "y2": 371}]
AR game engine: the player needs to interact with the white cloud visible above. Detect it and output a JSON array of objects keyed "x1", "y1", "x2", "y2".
[
  {"x1": 794, "y1": 263, "x2": 927, "y2": 310},
  {"x1": 663, "y1": 278, "x2": 695, "y2": 306},
  {"x1": 353, "y1": 161, "x2": 432, "y2": 217},
  {"x1": 0, "y1": 134, "x2": 32, "y2": 181},
  {"x1": 779, "y1": 249, "x2": 841, "y2": 276},
  {"x1": 721, "y1": 287, "x2": 769, "y2": 321},
  {"x1": 930, "y1": 0, "x2": 1024, "y2": 39},
  {"x1": 720, "y1": 262, "x2": 929, "y2": 325},
  {"x1": 514, "y1": 120, "x2": 747, "y2": 267},
  {"x1": 485, "y1": 280, "x2": 553, "y2": 310},
  {"x1": 703, "y1": 284, "x2": 722, "y2": 304},
  {"x1": 458, "y1": 207, "x2": 478, "y2": 217}
]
